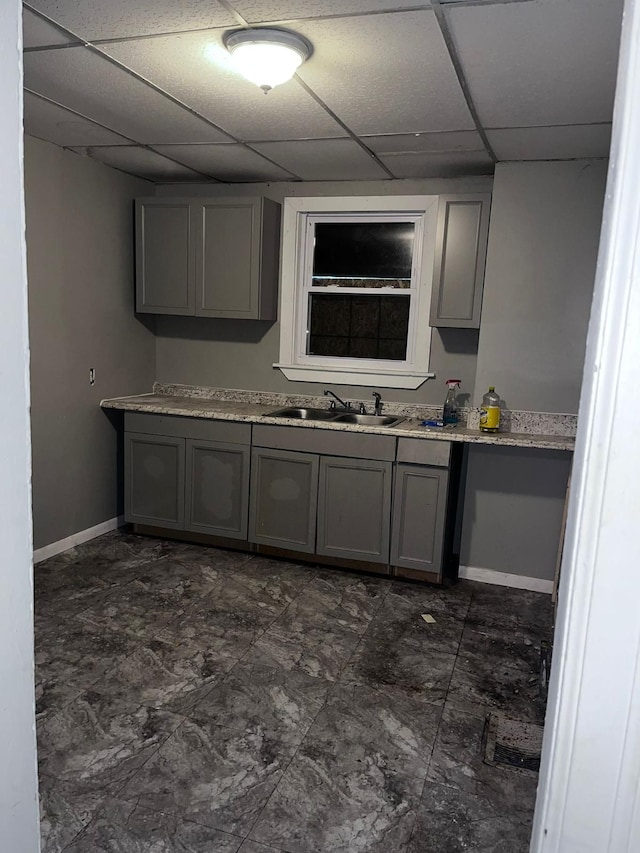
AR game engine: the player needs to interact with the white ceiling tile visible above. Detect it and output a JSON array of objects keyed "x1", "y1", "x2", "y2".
[
  {"x1": 251, "y1": 139, "x2": 389, "y2": 180},
  {"x1": 379, "y1": 150, "x2": 494, "y2": 179},
  {"x1": 68, "y1": 146, "x2": 205, "y2": 181},
  {"x1": 233, "y1": 1, "x2": 432, "y2": 24},
  {"x1": 23, "y1": 92, "x2": 131, "y2": 146},
  {"x1": 448, "y1": 0, "x2": 624, "y2": 127},
  {"x1": 25, "y1": 1, "x2": 237, "y2": 41},
  {"x1": 152, "y1": 144, "x2": 296, "y2": 181},
  {"x1": 363, "y1": 131, "x2": 485, "y2": 154},
  {"x1": 24, "y1": 46, "x2": 231, "y2": 144},
  {"x1": 487, "y1": 124, "x2": 612, "y2": 161},
  {"x1": 101, "y1": 31, "x2": 346, "y2": 142},
  {"x1": 294, "y1": 10, "x2": 474, "y2": 135},
  {"x1": 23, "y1": 7, "x2": 77, "y2": 48}
]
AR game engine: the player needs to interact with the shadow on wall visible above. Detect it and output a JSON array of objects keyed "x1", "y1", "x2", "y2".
[
  {"x1": 460, "y1": 444, "x2": 573, "y2": 580},
  {"x1": 152, "y1": 315, "x2": 276, "y2": 344}
]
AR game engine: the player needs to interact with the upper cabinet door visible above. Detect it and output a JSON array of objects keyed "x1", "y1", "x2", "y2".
[
  {"x1": 429, "y1": 193, "x2": 491, "y2": 329},
  {"x1": 135, "y1": 199, "x2": 195, "y2": 315},
  {"x1": 194, "y1": 197, "x2": 280, "y2": 320}
]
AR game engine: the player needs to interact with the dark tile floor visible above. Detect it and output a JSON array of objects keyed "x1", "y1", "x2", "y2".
[{"x1": 35, "y1": 530, "x2": 552, "y2": 853}]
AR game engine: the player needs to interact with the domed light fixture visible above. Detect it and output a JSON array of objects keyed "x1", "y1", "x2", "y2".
[{"x1": 224, "y1": 28, "x2": 311, "y2": 93}]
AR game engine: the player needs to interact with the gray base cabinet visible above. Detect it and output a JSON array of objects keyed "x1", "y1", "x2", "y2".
[
  {"x1": 249, "y1": 447, "x2": 319, "y2": 553},
  {"x1": 123, "y1": 416, "x2": 462, "y2": 585},
  {"x1": 125, "y1": 433, "x2": 185, "y2": 529},
  {"x1": 185, "y1": 439, "x2": 250, "y2": 539},
  {"x1": 317, "y1": 457, "x2": 392, "y2": 563},
  {"x1": 124, "y1": 414, "x2": 250, "y2": 540},
  {"x1": 136, "y1": 197, "x2": 280, "y2": 320},
  {"x1": 391, "y1": 464, "x2": 449, "y2": 573}
]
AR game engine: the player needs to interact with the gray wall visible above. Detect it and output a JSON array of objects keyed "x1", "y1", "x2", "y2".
[
  {"x1": 1, "y1": 1, "x2": 40, "y2": 847},
  {"x1": 461, "y1": 160, "x2": 606, "y2": 581},
  {"x1": 25, "y1": 136, "x2": 156, "y2": 550},
  {"x1": 474, "y1": 160, "x2": 608, "y2": 411},
  {"x1": 156, "y1": 176, "x2": 492, "y2": 407}
]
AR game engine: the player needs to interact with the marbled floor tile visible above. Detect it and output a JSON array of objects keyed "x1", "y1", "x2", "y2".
[
  {"x1": 406, "y1": 781, "x2": 532, "y2": 853},
  {"x1": 368, "y1": 593, "x2": 466, "y2": 656},
  {"x1": 279, "y1": 570, "x2": 391, "y2": 635},
  {"x1": 39, "y1": 776, "x2": 109, "y2": 853},
  {"x1": 89, "y1": 636, "x2": 229, "y2": 711},
  {"x1": 466, "y1": 583, "x2": 554, "y2": 633},
  {"x1": 446, "y1": 623, "x2": 547, "y2": 723},
  {"x1": 242, "y1": 618, "x2": 363, "y2": 682},
  {"x1": 426, "y1": 704, "x2": 539, "y2": 816},
  {"x1": 63, "y1": 799, "x2": 243, "y2": 853},
  {"x1": 341, "y1": 632, "x2": 457, "y2": 706},
  {"x1": 202, "y1": 569, "x2": 305, "y2": 624},
  {"x1": 386, "y1": 579, "x2": 474, "y2": 621},
  {"x1": 249, "y1": 743, "x2": 421, "y2": 853},
  {"x1": 37, "y1": 690, "x2": 183, "y2": 794},
  {"x1": 117, "y1": 715, "x2": 291, "y2": 837},
  {"x1": 35, "y1": 623, "x2": 141, "y2": 715},
  {"x1": 238, "y1": 842, "x2": 284, "y2": 853},
  {"x1": 74, "y1": 579, "x2": 187, "y2": 640},
  {"x1": 301, "y1": 681, "x2": 441, "y2": 780},
  {"x1": 231, "y1": 555, "x2": 315, "y2": 591},
  {"x1": 187, "y1": 661, "x2": 330, "y2": 749}
]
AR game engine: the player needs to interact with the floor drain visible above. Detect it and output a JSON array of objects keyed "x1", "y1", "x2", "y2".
[{"x1": 483, "y1": 714, "x2": 544, "y2": 775}]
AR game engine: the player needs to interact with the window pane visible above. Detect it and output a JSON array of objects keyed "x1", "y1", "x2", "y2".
[
  {"x1": 312, "y1": 222, "x2": 414, "y2": 288},
  {"x1": 308, "y1": 293, "x2": 409, "y2": 360}
]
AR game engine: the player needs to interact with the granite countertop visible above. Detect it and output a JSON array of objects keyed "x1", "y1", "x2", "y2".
[{"x1": 101, "y1": 390, "x2": 575, "y2": 453}]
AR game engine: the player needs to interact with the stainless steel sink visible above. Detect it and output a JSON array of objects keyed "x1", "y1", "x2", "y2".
[
  {"x1": 333, "y1": 413, "x2": 405, "y2": 427},
  {"x1": 267, "y1": 407, "x2": 340, "y2": 420}
]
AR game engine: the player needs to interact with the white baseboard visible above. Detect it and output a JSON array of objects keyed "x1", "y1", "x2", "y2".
[
  {"x1": 33, "y1": 515, "x2": 125, "y2": 564},
  {"x1": 459, "y1": 565, "x2": 554, "y2": 594}
]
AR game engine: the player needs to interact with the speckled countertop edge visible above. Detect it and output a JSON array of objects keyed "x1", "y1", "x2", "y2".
[{"x1": 101, "y1": 391, "x2": 575, "y2": 453}]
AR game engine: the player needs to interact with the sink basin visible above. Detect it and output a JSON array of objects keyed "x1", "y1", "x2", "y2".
[
  {"x1": 333, "y1": 413, "x2": 405, "y2": 427},
  {"x1": 268, "y1": 407, "x2": 340, "y2": 420}
]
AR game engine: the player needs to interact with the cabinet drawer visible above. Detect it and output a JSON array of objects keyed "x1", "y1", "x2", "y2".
[
  {"x1": 396, "y1": 438, "x2": 451, "y2": 467},
  {"x1": 124, "y1": 412, "x2": 251, "y2": 444},
  {"x1": 252, "y1": 424, "x2": 396, "y2": 461}
]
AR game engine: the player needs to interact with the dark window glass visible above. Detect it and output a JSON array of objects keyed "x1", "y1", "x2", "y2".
[
  {"x1": 308, "y1": 293, "x2": 409, "y2": 360},
  {"x1": 312, "y1": 222, "x2": 414, "y2": 287}
]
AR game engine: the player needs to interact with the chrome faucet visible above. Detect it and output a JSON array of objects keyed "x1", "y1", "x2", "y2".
[
  {"x1": 372, "y1": 391, "x2": 383, "y2": 416},
  {"x1": 324, "y1": 389, "x2": 353, "y2": 411}
]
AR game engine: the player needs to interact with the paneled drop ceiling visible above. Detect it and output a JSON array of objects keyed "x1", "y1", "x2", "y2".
[{"x1": 22, "y1": 0, "x2": 624, "y2": 183}]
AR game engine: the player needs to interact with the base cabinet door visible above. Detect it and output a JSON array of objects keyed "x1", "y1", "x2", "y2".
[
  {"x1": 316, "y1": 456, "x2": 392, "y2": 564},
  {"x1": 124, "y1": 433, "x2": 185, "y2": 529},
  {"x1": 391, "y1": 464, "x2": 449, "y2": 575},
  {"x1": 185, "y1": 439, "x2": 250, "y2": 539},
  {"x1": 249, "y1": 447, "x2": 319, "y2": 552}
]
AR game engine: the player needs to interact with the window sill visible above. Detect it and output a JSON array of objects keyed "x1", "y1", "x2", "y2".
[{"x1": 274, "y1": 363, "x2": 435, "y2": 390}]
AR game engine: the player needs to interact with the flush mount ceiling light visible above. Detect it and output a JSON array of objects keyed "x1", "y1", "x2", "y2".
[{"x1": 224, "y1": 28, "x2": 311, "y2": 93}]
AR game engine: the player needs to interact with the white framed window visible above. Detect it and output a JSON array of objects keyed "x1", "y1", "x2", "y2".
[{"x1": 274, "y1": 195, "x2": 438, "y2": 389}]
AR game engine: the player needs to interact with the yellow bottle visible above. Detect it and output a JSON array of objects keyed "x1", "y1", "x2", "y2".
[{"x1": 480, "y1": 386, "x2": 501, "y2": 432}]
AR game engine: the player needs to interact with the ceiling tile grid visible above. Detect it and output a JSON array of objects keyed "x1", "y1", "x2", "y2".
[
  {"x1": 446, "y1": 0, "x2": 625, "y2": 128},
  {"x1": 24, "y1": 1, "x2": 237, "y2": 41},
  {"x1": 21, "y1": 0, "x2": 624, "y2": 182},
  {"x1": 101, "y1": 30, "x2": 347, "y2": 142},
  {"x1": 251, "y1": 138, "x2": 389, "y2": 181},
  {"x1": 294, "y1": 10, "x2": 476, "y2": 136}
]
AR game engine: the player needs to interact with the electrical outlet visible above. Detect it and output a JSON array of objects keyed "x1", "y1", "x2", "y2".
[{"x1": 89, "y1": 368, "x2": 95, "y2": 386}]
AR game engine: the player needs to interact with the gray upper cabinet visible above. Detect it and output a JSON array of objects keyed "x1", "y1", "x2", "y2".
[
  {"x1": 430, "y1": 193, "x2": 491, "y2": 329},
  {"x1": 136, "y1": 196, "x2": 280, "y2": 320},
  {"x1": 136, "y1": 200, "x2": 195, "y2": 315},
  {"x1": 316, "y1": 456, "x2": 392, "y2": 564}
]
